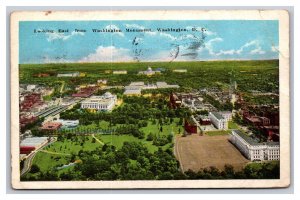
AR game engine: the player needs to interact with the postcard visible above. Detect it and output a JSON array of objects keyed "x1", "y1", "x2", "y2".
[{"x1": 10, "y1": 10, "x2": 290, "y2": 189}]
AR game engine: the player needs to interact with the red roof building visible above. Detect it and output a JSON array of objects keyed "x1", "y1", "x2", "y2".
[
  {"x1": 19, "y1": 115, "x2": 38, "y2": 128},
  {"x1": 41, "y1": 122, "x2": 62, "y2": 131},
  {"x1": 20, "y1": 146, "x2": 36, "y2": 155},
  {"x1": 72, "y1": 87, "x2": 97, "y2": 98},
  {"x1": 20, "y1": 93, "x2": 43, "y2": 111},
  {"x1": 184, "y1": 119, "x2": 198, "y2": 134}
]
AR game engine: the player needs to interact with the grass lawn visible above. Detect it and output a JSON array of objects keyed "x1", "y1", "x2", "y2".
[
  {"x1": 31, "y1": 152, "x2": 70, "y2": 173},
  {"x1": 205, "y1": 130, "x2": 231, "y2": 136},
  {"x1": 95, "y1": 119, "x2": 182, "y2": 153},
  {"x1": 140, "y1": 118, "x2": 183, "y2": 136},
  {"x1": 43, "y1": 136, "x2": 102, "y2": 155},
  {"x1": 27, "y1": 119, "x2": 181, "y2": 175},
  {"x1": 29, "y1": 136, "x2": 103, "y2": 174},
  {"x1": 97, "y1": 134, "x2": 172, "y2": 153},
  {"x1": 228, "y1": 121, "x2": 240, "y2": 129}
]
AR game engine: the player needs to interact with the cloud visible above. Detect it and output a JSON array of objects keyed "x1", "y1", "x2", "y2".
[
  {"x1": 205, "y1": 37, "x2": 224, "y2": 55},
  {"x1": 104, "y1": 25, "x2": 124, "y2": 37},
  {"x1": 250, "y1": 47, "x2": 266, "y2": 55},
  {"x1": 46, "y1": 31, "x2": 84, "y2": 42},
  {"x1": 79, "y1": 46, "x2": 133, "y2": 62},
  {"x1": 159, "y1": 32, "x2": 177, "y2": 41},
  {"x1": 215, "y1": 49, "x2": 236, "y2": 56},
  {"x1": 211, "y1": 40, "x2": 266, "y2": 56},
  {"x1": 236, "y1": 40, "x2": 258, "y2": 54}
]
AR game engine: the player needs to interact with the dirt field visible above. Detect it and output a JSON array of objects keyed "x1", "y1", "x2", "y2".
[{"x1": 175, "y1": 134, "x2": 249, "y2": 172}]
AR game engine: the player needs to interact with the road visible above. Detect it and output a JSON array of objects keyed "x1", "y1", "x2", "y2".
[
  {"x1": 20, "y1": 138, "x2": 56, "y2": 176},
  {"x1": 92, "y1": 134, "x2": 105, "y2": 145},
  {"x1": 174, "y1": 135, "x2": 185, "y2": 172}
]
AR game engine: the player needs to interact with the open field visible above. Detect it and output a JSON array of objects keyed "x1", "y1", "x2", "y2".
[{"x1": 175, "y1": 134, "x2": 249, "y2": 172}]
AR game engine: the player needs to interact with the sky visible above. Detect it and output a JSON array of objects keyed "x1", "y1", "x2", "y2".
[{"x1": 19, "y1": 20, "x2": 279, "y2": 64}]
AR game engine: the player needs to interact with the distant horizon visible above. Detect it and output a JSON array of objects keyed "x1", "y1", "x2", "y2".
[{"x1": 19, "y1": 58, "x2": 279, "y2": 65}]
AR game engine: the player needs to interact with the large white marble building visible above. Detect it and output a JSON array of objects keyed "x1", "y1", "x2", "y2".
[
  {"x1": 229, "y1": 130, "x2": 280, "y2": 161},
  {"x1": 209, "y1": 112, "x2": 228, "y2": 130},
  {"x1": 81, "y1": 92, "x2": 117, "y2": 111}
]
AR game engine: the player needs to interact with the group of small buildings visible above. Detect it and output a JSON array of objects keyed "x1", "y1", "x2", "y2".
[
  {"x1": 57, "y1": 72, "x2": 80, "y2": 77},
  {"x1": 20, "y1": 93, "x2": 43, "y2": 112},
  {"x1": 230, "y1": 130, "x2": 279, "y2": 161},
  {"x1": 124, "y1": 82, "x2": 180, "y2": 96},
  {"x1": 200, "y1": 87, "x2": 236, "y2": 105},
  {"x1": 81, "y1": 92, "x2": 117, "y2": 111},
  {"x1": 19, "y1": 85, "x2": 57, "y2": 129},
  {"x1": 138, "y1": 67, "x2": 161, "y2": 76},
  {"x1": 72, "y1": 86, "x2": 97, "y2": 98},
  {"x1": 184, "y1": 111, "x2": 232, "y2": 134},
  {"x1": 242, "y1": 109, "x2": 280, "y2": 142},
  {"x1": 169, "y1": 92, "x2": 216, "y2": 112},
  {"x1": 41, "y1": 119, "x2": 80, "y2": 131}
]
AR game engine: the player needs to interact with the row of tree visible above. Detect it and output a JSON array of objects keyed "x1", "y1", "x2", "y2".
[{"x1": 21, "y1": 141, "x2": 280, "y2": 181}]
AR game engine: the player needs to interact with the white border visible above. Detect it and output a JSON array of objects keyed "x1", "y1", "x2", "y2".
[{"x1": 10, "y1": 10, "x2": 290, "y2": 189}]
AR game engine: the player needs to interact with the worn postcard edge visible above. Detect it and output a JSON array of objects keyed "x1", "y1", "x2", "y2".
[{"x1": 10, "y1": 10, "x2": 290, "y2": 189}]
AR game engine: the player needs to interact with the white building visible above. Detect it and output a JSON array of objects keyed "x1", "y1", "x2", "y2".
[
  {"x1": 173, "y1": 69, "x2": 187, "y2": 73},
  {"x1": 57, "y1": 72, "x2": 80, "y2": 77},
  {"x1": 143, "y1": 84, "x2": 157, "y2": 90},
  {"x1": 156, "y1": 82, "x2": 180, "y2": 89},
  {"x1": 209, "y1": 112, "x2": 228, "y2": 130},
  {"x1": 113, "y1": 70, "x2": 127, "y2": 74},
  {"x1": 97, "y1": 79, "x2": 108, "y2": 85},
  {"x1": 220, "y1": 111, "x2": 232, "y2": 121},
  {"x1": 26, "y1": 84, "x2": 37, "y2": 91},
  {"x1": 138, "y1": 67, "x2": 161, "y2": 76},
  {"x1": 124, "y1": 87, "x2": 142, "y2": 96},
  {"x1": 129, "y1": 82, "x2": 145, "y2": 87},
  {"x1": 81, "y1": 92, "x2": 117, "y2": 111},
  {"x1": 54, "y1": 119, "x2": 79, "y2": 129},
  {"x1": 229, "y1": 130, "x2": 280, "y2": 161},
  {"x1": 20, "y1": 137, "x2": 48, "y2": 149}
]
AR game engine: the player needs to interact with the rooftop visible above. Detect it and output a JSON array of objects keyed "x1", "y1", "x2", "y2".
[
  {"x1": 210, "y1": 112, "x2": 224, "y2": 120},
  {"x1": 20, "y1": 137, "x2": 48, "y2": 147},
  {"x1": 232, "y1": 130, "x2": 258, "y2": 145},
  {"x1": 232, "y1": 130, "x2": 279, "y2": 146}
]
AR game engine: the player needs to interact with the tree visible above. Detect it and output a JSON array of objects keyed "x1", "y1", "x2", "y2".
[
  {"x1": 30, "y1": 164, "x2": 40, "y2": 173},
  {"x1": 146, "y1": 132, "x2": 154, "y2": 141}
]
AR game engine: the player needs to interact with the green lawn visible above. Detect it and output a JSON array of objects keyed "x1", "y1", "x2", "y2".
[
  {"x1": 31, "y1": 152, "x2": 70, "y2": 173},
  {"x1": 29, "y1": 120, "x2": 180, "y2": 174},
  {"x1": 29, "y1": 136, "x2": 103, "y2": 174},
  {"x1": 205, "y1": 130, "x2": 231, "y2": 136},
  {"x1": 228, "y1": 121, "x2": 239, "y2": 129},
  {"x1": 43, "y1": 136, "x2": 102, "y2": 154},
  {"x1": 140, "y1": 118, "x2": 183, "y2": 136}
]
